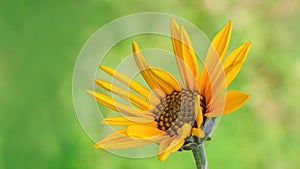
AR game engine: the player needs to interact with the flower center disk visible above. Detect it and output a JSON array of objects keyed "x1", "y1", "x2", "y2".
[{"x1": 154, "y1": 89, "x2": 199, "y2": 136}]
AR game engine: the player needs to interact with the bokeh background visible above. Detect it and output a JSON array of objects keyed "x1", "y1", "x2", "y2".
[{"x1": 1, "y1": 0, "x2": 300, "y2": 169}]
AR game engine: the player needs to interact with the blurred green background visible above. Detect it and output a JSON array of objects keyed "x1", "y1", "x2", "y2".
[{"x1": 1, "y1": 0, "x2": 300, "y2": 169}]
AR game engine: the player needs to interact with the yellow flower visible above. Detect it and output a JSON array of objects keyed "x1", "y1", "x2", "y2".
[{"x1": 86, "y1": 18, "x2": 251, "y2": 161}]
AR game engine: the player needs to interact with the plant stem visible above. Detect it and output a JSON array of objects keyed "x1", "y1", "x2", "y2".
[{"x1": 192, "y1": 144, "x2": 208, "y2": 169}]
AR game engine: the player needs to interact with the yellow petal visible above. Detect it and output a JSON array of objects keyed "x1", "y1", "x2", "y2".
[
  {"x1": 195, "y1": 95, "x2": 203, "y2": 128},
  {"x1": 95, "y1": 80, "x2": 151, "y2": 110},
  {"x1": 171, "y1": 18, "x2": 187, "y2": 88},
  {"x1": 148, "y1": 67, "x2": 181, "y2": 92},
  {"x1": 180, "y1": 26, "x2": 200, "y2": 81},
  {"x1": 95, "y1": 128, "x2": 159, "y2": 149},
  {"x1": 223, "y1": 90, "x2": 250, "y2": 114},
  {"x1": 158, "y1": 137, "x2": 174, "y2": 161},
  {"x1": 176, "y1": 123, "x2": 192, "y2": 138},
  {"x1": 192, "y1": 128, "x2": 205, "y2": 138},
  {"x1": 199, "y1": 66, "x2": 212, "y2": 98},
  {"x1": 99, "y1": 65, "x2": 160, "y2": 103},
  {"x1": 167, "y1": 136, "x2": 185, "y2": 152},
  {"x1": 148, "y1": 92, "x2": 160, "y2": 106},
  {"x1": 95, "y1": 128, "x2": 127, "y2": 145},
  {"x1": 199, "y1": 49, "x2": 224, "y2": 101},
  {"x1": 132, "y1": 41, "x2": 181, "y2": 95},
  {"x1": 86, "y1": 90, "x2": 154, "y2": 119},
  {"x1": 158, "y1": 136, "x2": 185, "y2": 161},
  {"x1": 224, "y1": 42, "x2": 251, "y2": 87},
  {"x1": 127, "y1": 125, "x2": 165, "y2": 138},
  {"x1": 170, "y1": 17, "x2": 181, "y2": 59},
  {"x1": 208, "y1": 68, "x2": 226, "y2": 103},
  {"x1": 210, "y1": 20, "x2": 232, "y2": 61},
  {"x1": 132, "y1": 41, "x2": 165, "y2": 96},
  {"x1": 170, "y1": 18, "x2": 198, "y2": 91},
  {"x1": 205, "y1": 89, "x2": 226, "y2": 117},
  {"x1": 199, "y1": 21, "x2": 232, "y2": 95},
  {"x1": 101, "y1": 116, "x2": 156, "y2": 126}
]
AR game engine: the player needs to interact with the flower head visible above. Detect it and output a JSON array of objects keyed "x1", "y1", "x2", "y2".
[{"x1": 86, "y1": 18, "x2": 251, "y2": 161}]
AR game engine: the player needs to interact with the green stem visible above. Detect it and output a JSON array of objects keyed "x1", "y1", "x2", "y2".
[{"x1": 192, "y1": 144, "x2": 208, "y2": 169}]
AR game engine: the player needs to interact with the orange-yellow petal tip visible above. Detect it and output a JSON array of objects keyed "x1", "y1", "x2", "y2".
[
  {"x1": 171, "y1": 17, "x2": 178, "y2": 25},
  {"x1": 179, "y1": 25, "x2": 184, "y2": 31},
  {"x1": 158, "y1": 152, "x2": 170, "y2": 162},
  {"x1": 98, "y1": 64, "x2": 105, "y2": 69},
  {"x1": 171, "y1": 16, "x2": 175, "y2": 21},
  {"x1": 95, "y1": 79, "x2": 104, "y2": 86},
  {"x1": 99, "y1": 64, "x2": 110, "y2": 71},
  {"x1": 245, "y1": 93, "x2": 251, "y2": 100},
  {"x1": 85, "y1": 89, "x2": 94, "y2": 96},
  {"x1": 225, "y1": 19, "x2": 232, "y2": 30},
  {"x1": 94, "y1": 143, "x2": 102, "y2": 148},
  {"x1": 224, "y1": 20, "x2": 232, "y2": 29},
  {"x1": 170, "y1": 17, "x2": 180, "y2": 34},
  {"x1": 246, "y1": 41, "x2": 252, "y2": 47},
  {"x1": 241, "y1": 92, "x2": 250, "y2": 98},
  {"x1": 100, "y1": 119, "x2": 106, "y2": 124},
  {"x1": 225, "y1": 20, "x2": 232, "y2": 33},
  {"x1": 132, "y1": 41, "x2": 140, "y2": 52}
]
